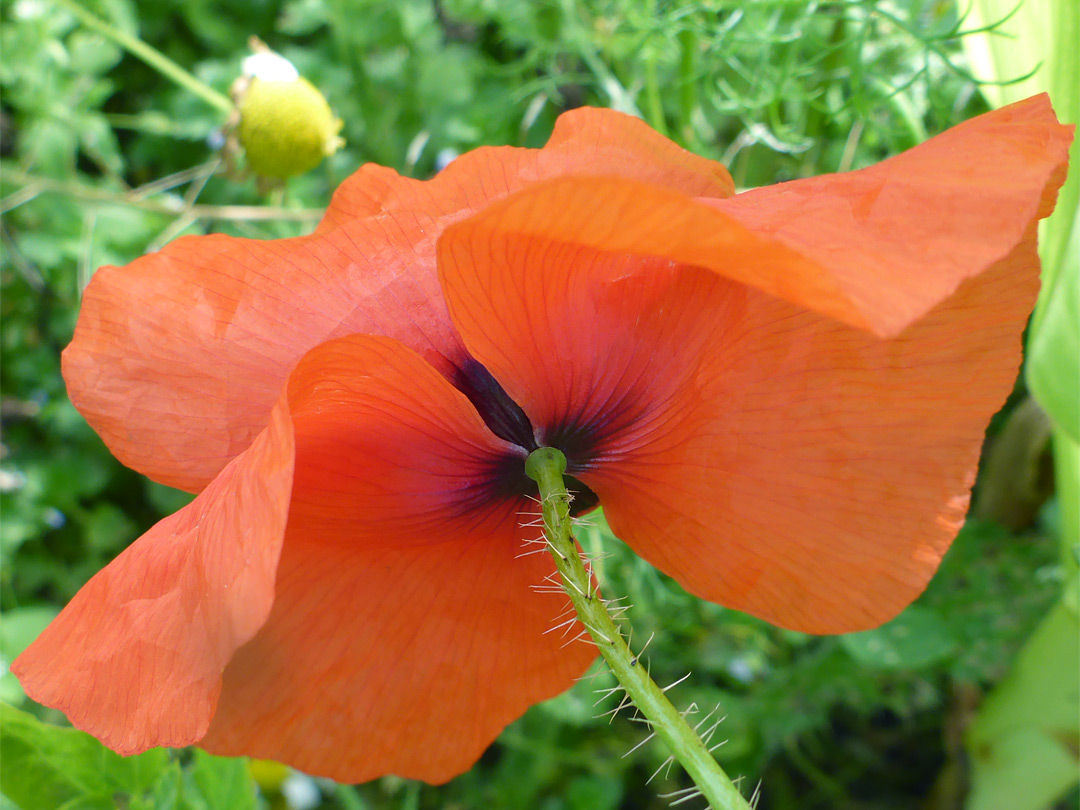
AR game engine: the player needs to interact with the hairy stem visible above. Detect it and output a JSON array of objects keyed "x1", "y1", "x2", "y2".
[
  {"x1": 525, "y1": 447, "x2": 754, "y2": 810},
  {"x1": 52, "y1": 0, "x2": 234, "y2": 114}
]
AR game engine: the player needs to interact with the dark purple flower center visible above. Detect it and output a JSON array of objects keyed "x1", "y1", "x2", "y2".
[
  {"x1": 453, "y1": 358, "x2": 599, "y2": 514},
  {"x1": 454, "y1": 359, "x2": 537, "y2": 450}
]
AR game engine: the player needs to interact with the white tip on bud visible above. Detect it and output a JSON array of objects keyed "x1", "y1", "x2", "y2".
[{"x1": 242, "y1": 51, "x2": 299, "y2": 83}]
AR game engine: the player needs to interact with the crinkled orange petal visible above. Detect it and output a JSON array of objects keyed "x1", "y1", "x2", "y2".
[
  {"x1": 318, "y1": 106, "x2": 733, "y2": 231},
  {"x1": 67, "y1": 109, "x2": 732, "y2": 495},
  {"x1": 63, "y1": 218, "x2": 468, "y2": 494},
  {"x1": 199, "y1": 334, "x2": 594, "y2": 783},
  {"x1": 439, "y1": 154, "x2": 1057, "y2": 631},
  {"x1": 709, "y1": 94, "x2": 1073, "y2": 336},
  {"x1": 10, "y1": 393, "x2": 295, "y2": 752},
  {"x1": 592, "y1": 239, "x2": 1043, "y2": 633},
  {"x1": 441, "y1": 96, "x2": 1070, "y2": 346}
]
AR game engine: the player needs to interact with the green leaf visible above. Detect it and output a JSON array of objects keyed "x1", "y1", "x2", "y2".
[
  {"x1": 77, "y1": 114, "x2": 125, "y2": 176},
  {"x1": 1052, "y1": 431, "x2": 1080, "y2": 570},
  {"x1": 1027, "y1": 222, "x2": 1080, "y2": 442},
  {"x1": 182, "y1": 750, "x2": 256, "y2": 810},
  {"x1": 839, "y1": 606, "x2": 956, "y2": 670},
  {"x1": 147, "y1": 763, "x2": 183, "y2": 810},
  {"x1": 82, "y1": 503, "x2": 137, "y2": 555},
  {"x1": 566, "y1": 774, "x2": 624, "y2": 810},
  {"x1": 966, "y1": 728, "x2": 1079, "y2": 810},
  {"x1": 0, "y1": 606, "x2": 59, "y2": 704},
  {"x1": 961, "y1": 0, "x2": 1051, "y2": 109},
  {"x1": 0, "y1": 703, "x2": 169, "y2": 810},
  {"x1": 0, "y1": 706, "x2": 257, "y2": 810},
  {"x1": 66, "y1": 31, "x2": 122, "y2": 75},
  {"x1": 0, "y1": 609, "x2": 58, "y2": 658},
  {"x1": 145, "y1": 481, "x2": 196, "y2": 516},
  {"x1": 966, "y1": 589, "x2": 1080, "y2": 810},
  {"x1": 966, "y1": 0, "x2": 1079, "y2": 442},
  {"x1": 967, "y1": 591, "x2": 1080, "y2": 750}
]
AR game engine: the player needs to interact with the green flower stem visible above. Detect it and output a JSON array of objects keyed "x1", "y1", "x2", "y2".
[
  {"x1": 525, "y1": 447, "x2": 753, "y2": 810},
  {"x1": 52, "y1": 0, "x2": 234, "y2": 114}
]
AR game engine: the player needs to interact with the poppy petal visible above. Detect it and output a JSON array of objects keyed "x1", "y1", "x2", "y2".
[
  {"x1": 199, "y1": 334, "x2": 595, "y2": 783},
  {"x1": 319, "y1": 107, "x2": 733, "y2": 230},
  {"x1": 590, "y1": 239, "x2": 1042, "y2": 633},
  {"x1": 539, "y1": 106, "x2": 735, "y2": 197},
  {"x1": 439, "y1": 161, "x2": 1049, "y2": 630},
  {"x1": 64, "y1": 215, "x2": 468, "y2": 493},
  {"x1": 709, "y1": 93, "x2": 1073, "y2": 336},
  {"x1": 66, "y1": 108, "x2": 734, "y2": 494},
  {"x1": 10, "y1": 392, "x2": 295, "y2": 753},
  {"x1": 440, "y1": 96, "x2": 1070, "y2": 345}
]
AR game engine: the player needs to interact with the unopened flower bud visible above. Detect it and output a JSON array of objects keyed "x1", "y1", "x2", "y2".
[{"x1": 236, "y1": 47, "x2": 344, "y2": 179}]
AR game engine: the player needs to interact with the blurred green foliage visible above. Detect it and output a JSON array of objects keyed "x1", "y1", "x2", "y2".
[
  {"x1": 0, "y1": 1, "x2": 1074, "y2": 809},
  {"x1": 961, "y1": 2, "x2": 1079, "y2": 808},
  {"x1": 1, "y1": 703, "x2": 257, "y2": 810}
]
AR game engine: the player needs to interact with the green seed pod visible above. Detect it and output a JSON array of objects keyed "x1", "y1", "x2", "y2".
[{"x1": 237, "y1": 51, "x2": 344, "y2": 179}]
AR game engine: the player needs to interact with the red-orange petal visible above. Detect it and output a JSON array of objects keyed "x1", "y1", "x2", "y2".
[
  {"x1": 593, "y1": 240, "x2": 1042, "y2": 633},
  {"x1": 710, "y1": 94, "x2": 1073, "y2": 336},
  {"x1": 63, "y1": 218, "x2": 468, "y2": 494},
  {"x1": 10, "y1": 392, "x2": 295, "y2": 752},
  {"x1": 318, "y1": 106, "x2": 734, "y2": 231},
  {"x1": 66, "y1": 109, "x2": 733, "y2": 494},
  {"x1": 438, "y1": 159, "x2": 1056, "y2": 631},
  {"x1": 199, "y1": 334, "x2": 595, "y2": 783},
  {"x1": 440, "y1": 96, "x2": 1070, "y2": 344}
]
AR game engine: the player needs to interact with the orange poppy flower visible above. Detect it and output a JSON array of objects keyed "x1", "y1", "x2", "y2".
[{"x1": 13, "y1": 96, "x2": 1072, "y2": 783}]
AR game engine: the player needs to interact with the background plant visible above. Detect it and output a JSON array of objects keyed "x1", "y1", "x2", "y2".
[{"x1": 1, "y1": 1, "x2": 1075, "y2": 808}]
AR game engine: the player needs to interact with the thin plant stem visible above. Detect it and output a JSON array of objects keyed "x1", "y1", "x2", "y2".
[
  {"x1": 642, "y1": 0, "x2": 669, "y2": 136},
  {"x1": 677, "y1": 26, "x2": 698, "y2": 148},
  {"x1": 51, "y1": 0, "x2": 234, "y2": 114},
  {"x1": 2, "y1": 170, "x2": 322, "y2": 223},
  {"x1": 333, "y1": 784, "x2": 369, "y2": 810},
  {"x1": 525, "y1": 447, "x2": 754, "y2": 810}
]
